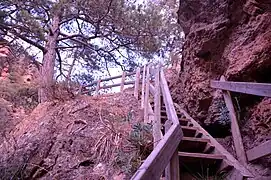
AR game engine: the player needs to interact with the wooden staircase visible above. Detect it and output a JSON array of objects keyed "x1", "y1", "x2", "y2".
[
  {"x1": 160, "y1": 106, "x2": 228, "y2": 179},
  {"x1": 82, "y1": 64, "x2": 255, "y2": 179}
]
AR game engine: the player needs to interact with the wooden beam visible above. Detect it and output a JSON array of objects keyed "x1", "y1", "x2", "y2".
[
  {"x1": 141, "y1": 65, "x2": 146, "y2": 109},
  {"x1": 149, "y1": 84, "x2": 155, "y2": 96},
  {"x1": 220, "y1": 76, "x2": 247, "y2": 165},
  {"x1": 94, "y1": 79, "x2": 101, "y2": 96},
  {"x1": 134, "y1": 67, "x2": 141, "y2": 99},
  {"x1": 210, "y1": 80, "x2": 271, "y2": 97},
  {"x1": 160, "y1": 69, "x2": 181, "y2": 180},
  {"x1": 99, "y1": 81, "x2": 135, "y2": 90},
  {"x1": 160, "y1": 70, "x2": 179, "y2": 125},
  {"x1": 174, "y1": 104, "x2": 253, "y2": 178},
  {"x1": 83, "y1": 70, "x2": 138, "y2": 88},
  {"x1": 246, "y1": 140, "x2": 271, "y2": 162},
  {"x1": 144, "y1": 65, "x2": 151, "y2": 123},
  {"x1": 131, "y1": 124, "x2": 183, "y2": 180},
  {"x1": 153, "y1": 67, "x2": 162, "y2": 147},
  {"x1": 120, "y1": 72, "x2": 126, "y2": 92}
]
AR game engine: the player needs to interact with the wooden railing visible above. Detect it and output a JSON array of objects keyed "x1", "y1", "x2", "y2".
[
  {"x1": 79, "y1": 64, "x2": 183, "y2": 179},
  {"x1": 132, "y1": 64, "x2": 183, "y2": 180},
  {"x1": 79, "y1": 68, "x2": 142, "y2": 96},
  {"x1": 211, "y1": 76, "x2": 271, "y2": 163}
]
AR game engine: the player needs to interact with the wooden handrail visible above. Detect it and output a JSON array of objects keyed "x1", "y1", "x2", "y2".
[
  {"x1": 131, "y1": 124, "x2": 182, "y2": 180},
  {"x1": 210, "y1": 80, "x2": 271, "y2": 97},
  {"x1": 132, "y1": 68, "x2": 183, "y2": 180},
  {"x1": 83, "y1": 69, "x2": 142, "y2": 88}
]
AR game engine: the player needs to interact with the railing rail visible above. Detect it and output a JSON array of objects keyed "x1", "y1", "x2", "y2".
[
  {"x1": 132, "y1": 64, "x2": 183, "y2": 180},
  {"x1": 79, "y1": 64, "x2": 183, "y2": 179},
  {"x1": 211, "y1": 76, "x2": 271, "y2": 165},
  {"x1": 210, "y1": 79, "x2": 271, "y2": 97}
]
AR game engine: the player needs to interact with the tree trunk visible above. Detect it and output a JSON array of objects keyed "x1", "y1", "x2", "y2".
[{"x1": 39, "y1": 12, "x2": 61, "y2": 103}]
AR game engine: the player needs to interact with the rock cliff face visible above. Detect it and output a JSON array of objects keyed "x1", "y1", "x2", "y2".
[{"x1": 175, "y1": 0, "x2": 271, "y2": 171}]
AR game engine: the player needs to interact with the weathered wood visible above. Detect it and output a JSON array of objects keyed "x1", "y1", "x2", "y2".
[
  {"x1": 149, "y1": 84, "x2": 155, "y2": 96},
  {"x1": 134, "y1": 67, "x2": 141, "y2": 99},
  {"x1": 220, "y1": 76, "x2": 247, "y2": 165},
  {"x1": 83, "y1": 70, "x2": 138, "y2": 88},
  {"x1": 141, "y1": 65, "x2": 146, "y2": 109},
  {"x1": 174, "y1": 104, "x2": 253, "y2": 178},
  {"x1": 178, "y1": 152, "x2": 226, "y2": 159},
  {"x1": 246, "y1": 140, "x2": 271, "y2": 162},
  {"x1": 144, "y1": 65, "x2": 151, "y2": 123},
  {"x1": 160, "y1": 69, "x2": 181, "y2": 180},
  {"x1": 169, "y1": 149, "x2": 180, "y2": 180},
  {"x1": 153, "y1": 67, "x2": 162, "y2": 147},
  {"x1": 94, "y1": 79, "x2": 101, "y2": 96},
  {"x1": 210, "y1": 80, "x2": 271, "y2": 97},
  {"x1": 131, "y1": 124, "x2": 182, "y2": 180},
  {"x1": 160, "y1": 70, "x2": 179, "y2": 125},
  {"x1": 81, "y1": 81, "x2": 137, "y2": 94},
  {"x1": 120, "y1": 72, "x2": 126, "y2": 92}
]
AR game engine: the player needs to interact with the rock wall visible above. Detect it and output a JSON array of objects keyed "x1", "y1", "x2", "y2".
[{"x1": 175, "y1": 0, "x2": 271, "y2": 171}]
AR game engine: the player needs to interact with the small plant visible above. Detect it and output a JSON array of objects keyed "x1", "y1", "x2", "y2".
[{"x1": 114, "y1": 122, "x2": 153, "y2": 177}]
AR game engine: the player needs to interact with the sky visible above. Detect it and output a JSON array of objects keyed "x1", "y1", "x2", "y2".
[{"x1": 4, "y1": 0, "x2": 179, "y2": 93}]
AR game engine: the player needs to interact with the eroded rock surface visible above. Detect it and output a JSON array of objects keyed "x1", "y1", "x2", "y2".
[{"x1": 175, "y1": 0, "x2": 271, "y2": 175}]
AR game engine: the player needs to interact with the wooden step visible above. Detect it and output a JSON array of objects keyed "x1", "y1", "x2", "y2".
[
  {"x1": 178, "y1": 152, "x2": 226, "y2": 161},
  {"x1": 179, "y1": 137, "x2": 210, "y2": 153},
  {"x1": 178, "y1": 152, "x2": 226, "y2": 176},
  {"x1": 161, "y1": 116, "x2": 190, "y2": 126},
  {"x1": 160, "y1": 110, "x2": 184, "y2": 118},
  {"x1": 181, "y1": 126, "x2": 198, "y2": 137}
]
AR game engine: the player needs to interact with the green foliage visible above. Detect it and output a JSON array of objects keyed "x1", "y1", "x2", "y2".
[
  {"x1": 114, "y1": 122, "x2": 153, "y2": 177},
  {"x1": 0, "y1": 0, "x2": 184, "y2": 85}
]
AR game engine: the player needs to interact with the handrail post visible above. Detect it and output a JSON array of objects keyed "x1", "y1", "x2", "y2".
[
  {"x1": 153, "y1": 66, "x2": 162, "y2": 147},
  {"x1": 134, "y1": 67, "x2": 141, "y2": 99},
  {"x1": 120, "y1": 71, "x2": 126, "y2": 92},
  {"x1": 94, "y1": 79, "x2": 101, "y2": 96},
  {"x1": 141, "y1": 65, "x2": 146, "y2": 109},
  {"x1": 220, "y1": 76, "x2": 247, "y2": 165},
  {"x1": 144, "y1": 64, "x2": 151, "y2": 123},
  {"x1": 160, "y1": 69, "x2": 180, "y2": 180}
]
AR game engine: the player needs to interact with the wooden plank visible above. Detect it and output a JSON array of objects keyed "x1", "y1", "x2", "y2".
[
  {"x1": 131, "y1": 124, "x2": 183, "y2": 180},
  {"x1": 153, "y1": 67, "x2": 162, "y2": 147},
  {"x1": 160, "y1": 70, "x2": 179, "y2": 125},
  {"x1": 246, "y1": 140, "x2": 271, "y2": 162},
  {"x1": 120, "y1": 71, "x2": 126, "y2": 92},
  {"x1": 174, "y1": 104, "x2": 253, "y2": 177},
  {"x1": 179, "y1": 137, "x2": 210, "y2": 153},
  {"x1": 144, "y1": 65, "x2": 151, "y2": 123},
  {"x1": 99, "y1": 81, "x2": 135, "y2": 90},
  {"x1": 141, "y1": 65, "x2": 146, "y2": 109},
  {"x1": 181, "y1": 126, "x2": 198, "y2": 137},
  {"x1": 149, "y1": 84, "x2": 155, "y2": 96},
  {"x1": 94, "y1": 79, "x2": 101, "y2": 96},
  {"x1": 178, "y1": 152, "x2": 226, "y2": 160},
  {"x1": 210, "y1": 80, "x2": 271, "y2": 97},
  {"x1": 221, "y1": 76, "x2": 247, "y2": 165},
  {"x1": 160, "y1": 68, "x2": 181, "y2": 180},
  {"x1": 134, "y1": 67, "x2": 141, "y2": 99},
  {"x1": 83, "y1": 70, "x2": 138, "y2": 88},
  {"x1": 169, "y1": 149, "x2": 180, "y2": 180}
]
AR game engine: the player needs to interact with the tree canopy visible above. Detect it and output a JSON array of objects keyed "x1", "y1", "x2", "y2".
[{"x1": 0, "y1": 0, "x2": 183, "y2": 101}]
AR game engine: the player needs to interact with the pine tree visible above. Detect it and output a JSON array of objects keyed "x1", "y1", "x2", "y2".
[{"x1": 0, "y1": 0, "x2": 184, "y2": 102}]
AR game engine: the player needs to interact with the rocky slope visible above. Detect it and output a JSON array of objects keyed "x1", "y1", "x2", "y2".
[
  {"x1": 0, "y1": 91, "x2": 150, "y2": 179},
  {"x1": 174, "y1": 0, "x2": 271, "y2": 176}
]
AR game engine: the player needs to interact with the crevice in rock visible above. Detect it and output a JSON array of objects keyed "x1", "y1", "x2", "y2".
[
  {"x1": 202, "y1": 122, "x2": 231, "y2": 138},
  {"x1": 79, "y1": 160, "x2": 94, "y2": 167}
]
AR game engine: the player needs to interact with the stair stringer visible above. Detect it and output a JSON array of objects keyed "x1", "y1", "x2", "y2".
[{"x1": 174, "y1": 103, "x2": 254, "y2": 178}]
